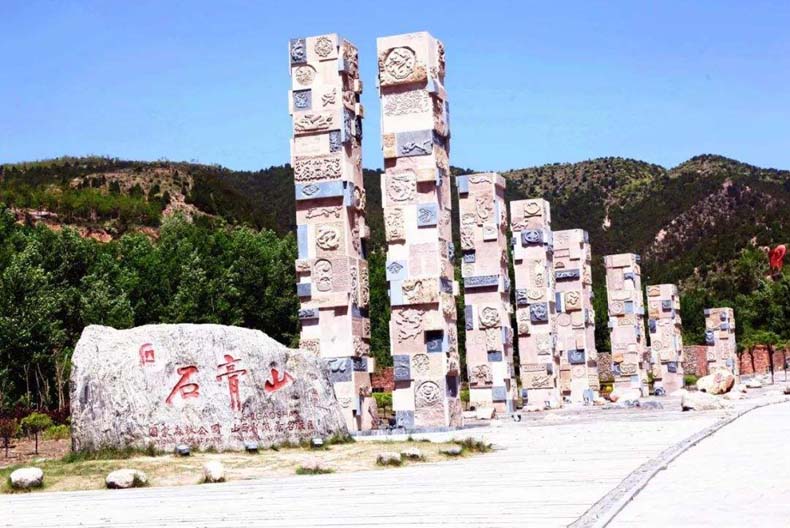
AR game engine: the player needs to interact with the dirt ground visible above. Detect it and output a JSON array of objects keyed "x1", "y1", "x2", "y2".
[
  {"x1": 1, "y1": 436, "x2": 70, "y2": 469},
  {"x1": 1, "y1": 437, "x2": 482, "y2": 493}
]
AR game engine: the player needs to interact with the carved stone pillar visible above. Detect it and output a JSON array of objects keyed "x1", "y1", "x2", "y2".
[
  {"x1": 377, "y1": 32, "x2": 461, "y2": 429},
  {"x1": 704, "y1": 307, "x2": 738, "y2": 379},
  {"x1": 458, "y1": 173, "x2": 516, "y2": 415},
  {"x1": 554, "y1": 229, "x2": 598, "y2": 404},
  {"x1": 604, "y1": 253, "x2": 649, "y2": 396},
  {"x1": 511, "y1": 199, "x2": 561, "y2": 408},
  {"x1": 646, "y1": 284, "x2": 684, "y2": 394},
  {"x1": 288, "y1": 34, "x2": 376, "y2": 431}
]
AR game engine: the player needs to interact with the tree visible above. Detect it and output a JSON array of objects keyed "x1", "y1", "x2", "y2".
[
  {"x1": 20, "y1": 412, "x2": 52, "y2": 454},
  {"x1": 0, "y1": 418, "x2": 18, "y2": 457}
]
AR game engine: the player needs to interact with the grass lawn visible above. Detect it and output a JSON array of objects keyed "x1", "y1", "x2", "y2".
[{"x1": 1, "y1": 437, "x2": 489, "y2": 493}]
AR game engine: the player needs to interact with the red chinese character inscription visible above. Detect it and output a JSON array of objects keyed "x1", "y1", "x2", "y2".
[
  {"x1": 216, "y1": 355, "x2": 248, "y2": 411},
  {"x1": 139, "y1": 343, "x2": 155, "y2": 366},
  {"x1": 166, "y1": 366, "x2": 200, "y2": 405},
  {"x1": 264, "y1": 368, "x2": 294, "y2": 393}
]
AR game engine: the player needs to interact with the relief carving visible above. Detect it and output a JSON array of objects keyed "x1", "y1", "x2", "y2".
[
  {"x1": 386, "y1": 171, "x2": 417, "y2": 202},
  {"x1": 479, "y1": 306, "x2": 501, "y2": 329},
  {"x1": 316, "y1": 224, "x2": 341, "y2": 251},
  {"x1": 294, "y1": 65, "x2": 316, "y2": 86},
  {"x1": 475, "y1": 194, "x2": 493, "y2": 226},
  {"x1": 402, "y1": 279, "x2": 438, "y2": 304},
  {"x1": 396, "y1": 308, "x2": 424, "y2": 343},
  {"x1": 294, "y1": 113, "x2": 334, "y2": 133},
  {"x1": 471, "y1": 364, "x2": 493, "y2": 385},
  {"x1": 294, "y1": 155, "x2": 342, "y2": 182},
  {"x1": 314, "y1": 259, "x2": 333, "y2": 292},
  {"x1": 412, "y1": 353, "x2": 430, "y2": 375},
  {"x1": 385, "y1": 209, "x2": 405, "y2": 241},
  {"x1": 383, "y1": 90, "x2": 431, "y2": 116},
  {"x1": 314, "y1": 36, "x2": 333, "y2": 58},
  {"x1": 415, "y1": 381, "x2": 442, "y2": 407},
  {"x1": 306, "y1": 206, "x2": 342, "y2": 220}
]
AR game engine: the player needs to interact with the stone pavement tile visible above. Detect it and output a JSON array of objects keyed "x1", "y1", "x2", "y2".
[{"x1": 611, "y1": 401, "x2": 790, "y2": 527}]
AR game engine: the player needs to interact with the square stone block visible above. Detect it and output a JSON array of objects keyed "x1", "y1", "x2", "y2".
[
  {"x1": 464, "y1": 305, "x2": 474, "y2": 330},
  {"x1": 521, "y1": 229, "x2": 544, "y2": 246},
  {"x1": 393, "y1": 355, "x2": 411, "y2": 381},
  {"x1": 568, "y1": 349, "x2": 585, "y2": 365},
  {"x1": 395, "y1": 410, "x2": 415, "y2": 429},
  {"x1": 327, "y1": 357, "x2": 353, "y2": 383},
  {"x1": 298, "y1": 307, "x2": 318, "y2": 320},
  {"x1": 464, "y1": 274, "x2": 499, "y2": 289},
  {"x1": 416, "y1": 203, "x2": 438, "y2": 227},
  {"x1": 353, "y1": 356, "x2": 369, "y2": 372},
  {"x1": 488, "y1": 350, "x2": 503, "y2": 362},
  {"x1": 457, "y1": 175, "x2": 469, "y2": 194},
  {"x1": 530, "y1": 303, "x2": 549, "y2": 323},
  {"x1": 386, "y1": 260, "x2": 408, "y2": 281},
  {"x1": 515, "y1": 289, "x2": 529, "y2": 307},
  {"x1": 555, "y1": 268, "x2": 580, "y2": 281},
  {"x1": 425, "y1": 330, "x2": 445, "y2": 353}
]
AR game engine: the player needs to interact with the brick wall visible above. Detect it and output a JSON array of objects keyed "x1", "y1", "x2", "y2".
[
  {"x1": 740, "y1": 345, "x2": 789, "y2": 376},
  {"x1": 371, "y1": 367, "x2": 394, "y2": 392},
  {"x1": 682, "y1": 346, "x2": 709, "y2": 377}
]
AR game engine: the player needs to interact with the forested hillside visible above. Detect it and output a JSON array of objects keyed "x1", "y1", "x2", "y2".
[{"x1": 1, "y1": 154, "x2": 789, "y2": 410}]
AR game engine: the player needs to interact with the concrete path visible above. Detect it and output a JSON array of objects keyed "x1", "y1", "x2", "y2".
[
  {"x1": 2, "y1": 393, "x2": 784, "y2": 528},
  {"x1": 611, "y1": 400, "x2": 790, "y2": 527}
]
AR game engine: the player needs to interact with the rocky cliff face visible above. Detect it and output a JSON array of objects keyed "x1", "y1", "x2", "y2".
[{"x1": 70, "y1": 324, "x2": 347, "y2": 452}]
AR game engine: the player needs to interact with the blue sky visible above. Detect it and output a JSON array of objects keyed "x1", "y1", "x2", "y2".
[{"x1": 2, "y1": 1, "x2": 789, "y2": 171}]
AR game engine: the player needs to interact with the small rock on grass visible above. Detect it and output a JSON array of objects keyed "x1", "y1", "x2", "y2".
[
  {"x1": 439, "y1": 445, "x2": 463, "y2": 456},
  {"x1": 376, "y1": 452, "x2": 402, "y2": 466},
  {"x1": 10, "y1": 467, "x2": 44, "y2": 490},
  {"x1": 202, "y1": 461, "x2": 225, "y2": 483},
  {"x1": 106, "y1": 469, "x2": 148, "y2": 489},
  {"x1": 300, "y1": 457, "x2": 332, "y2": 473},
  {"x1": 400, "y1": 447, "x2": 424, "y2": 460}
]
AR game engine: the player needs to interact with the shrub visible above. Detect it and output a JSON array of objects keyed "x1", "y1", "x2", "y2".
[
  {"x1": 454, "y1": 437, "x2": 492, "y2": 453},
  {"x1": 0, "y1": 418, "x2": 18, "y2": 458},
  {"x1": 459, "y1": 389, "x2": 470, "y2": 404},
  {"x1": 684, "y1": 374, "x2": 699, "y2": 387},
  {"x1": 20, "y1": 412, "x2": 53, "y2": 454},
  {"x1": 295, "y1": 465, "x2": 334, "y2": 475},
  {"x1": 373, "y1": 392, "x2": 392, "y2": 410},
  {"x1": 43, "y1": 424, "x2": 70, "y2": 441}
]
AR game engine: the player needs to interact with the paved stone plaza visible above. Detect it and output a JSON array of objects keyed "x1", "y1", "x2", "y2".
[{"x1": 6, "y1": 388, "x2": 789, "y2": 527}]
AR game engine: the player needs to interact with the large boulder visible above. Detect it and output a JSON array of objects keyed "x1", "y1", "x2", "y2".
[
  {"x1": 609, "y1": 387, "x2": 642, "y2": 403},
  {"x1": 106, "y1": 469, "x2": 148, "y2": 489},
  {"x1": 696, "y1": 367, "x2": 735, "y2": 395},
  {"x1": 71, "y1": 324, "x2": 348, "y2": 452},
  {"x1": 681, "y1": 390, "x2": 730, "y2": 411},
  {"x1": 10, "y1": 467, "x2": 44, "y2": 490}
]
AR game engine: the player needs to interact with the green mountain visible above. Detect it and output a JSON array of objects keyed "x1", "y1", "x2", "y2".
[
  {"x1": 2, "y1": 154, "x2": 789, "y2": 409},
  {"x1": 4, "y1": 154, "x2": 788, "y2": 286}
]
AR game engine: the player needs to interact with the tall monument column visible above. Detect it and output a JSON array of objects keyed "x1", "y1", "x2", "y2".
[
  {"x1": 646, "y1": 284, "x2": 684, "y2": 394},
  {"x1": 459, "y1": 173, "x2": 516, "y2": 415},
  {"x1": 377, "y1": 32, "x2": 462, "y2": 429},
  {"x1": 288, "y1": 34, "x2": 377, "y2": 431},
  {"x1": 704, "y1": 307, "x2": 738, "y2": 379},
  {"x1": 511, "y1": 199, "x2": 561, "y2": 408},
  {"x1": 554, "y1": 229, "x2": 598, "y2": 404},
  {"x1": 604, "y1": 253, "x2": 649, "y2": 396}
]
